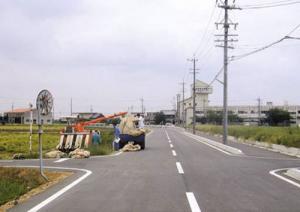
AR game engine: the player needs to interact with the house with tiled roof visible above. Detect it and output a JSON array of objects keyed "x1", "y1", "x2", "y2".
[{"x1": 4, "y1": 108, "x2": 53, "y2": 124}]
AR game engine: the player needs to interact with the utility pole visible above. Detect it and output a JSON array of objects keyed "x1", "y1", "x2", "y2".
[
  {"x1": 257, "y1": 97, "x2": 262, "y2": 125},
  {"x1": 70, "y1": 98, "x2": 73, "y2": 116},
  {"x1": 188, "y1": 57, "x2": 199, "y2": 135},
  {"x1": 180, "y1": 80, "x2": 186, "y2": 129},
  {"x1": 177, "y1": 94, "x2": 180, "y2": 125},
  {"x1": 215, "y1": 0, "x2": 239, "y2": 144}
]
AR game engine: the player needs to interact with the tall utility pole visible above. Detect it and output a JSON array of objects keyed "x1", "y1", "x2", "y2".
[
  {"x1": 180, "y1": 80, "x2": 186, "y2": 128},
  {"x1": 257, "y1": 97, "x2": 262, "y2": 125},
  {"x1": 215, "y1": 0, "x2": 239, "y2": 144},
  {"x1": 188, "y1": 57, "x2": 199, "y2": 135},
  {"x1": 177, "y1": 94, "x2": 180, "y2": 124},
  {"x1": 70, "y1": 98, "x2": 73, "y2": 116}
]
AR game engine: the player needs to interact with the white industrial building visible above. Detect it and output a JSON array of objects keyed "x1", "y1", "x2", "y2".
[
  {"x1": 4, "y1": 108, "x2": 53, "y2": 124},
  {"x1": 179, "y1": 80, "x2": 213, "y2": 125},
  {"x1": 178, "y1": 80, "x2": 300, "y2": 126}
]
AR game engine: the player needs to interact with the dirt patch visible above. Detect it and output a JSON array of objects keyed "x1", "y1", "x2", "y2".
[{"x1": 0, "y1": 170, "x2": 73, "y2": 212}]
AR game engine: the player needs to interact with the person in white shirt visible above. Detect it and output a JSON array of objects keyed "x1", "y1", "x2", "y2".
[{"x1": 136, "y1": 113, "x2": 145, "y2": 129}]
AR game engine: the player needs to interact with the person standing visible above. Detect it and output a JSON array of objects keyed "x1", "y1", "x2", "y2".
[
  {"x1": 112, "y1": 123, "x2": 121, "y2": 150},
  {"x1": 92, "y1": 130, "x2": 101, "y2": 145},
  {"x1": 136, "y1": 113, "x2": 145, "y2": 129}
]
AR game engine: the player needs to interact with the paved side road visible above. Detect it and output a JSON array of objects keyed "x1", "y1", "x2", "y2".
[{"x1": 1, "y1": 127, "x2": 300, "y2": 212}]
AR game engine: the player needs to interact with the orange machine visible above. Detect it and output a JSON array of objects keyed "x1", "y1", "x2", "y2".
[
  {"x1": 73, "y1": 111, "x2": 127, "y2": 132},
  {"x1": 57, "y1": 112, "x2": 127, "y2": 151}
]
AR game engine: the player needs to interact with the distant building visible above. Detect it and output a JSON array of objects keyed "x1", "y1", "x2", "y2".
[
  {"x1": 73, "y1": 112, "x2": 104, "y2": 120},
  {"x1": 4, "y1": 108, "x2": 53, "y2": 124},
  {"x1": 160, "y1": 110, "x2": 176, "y2": 123},
  {"x1": 177, "y1": 79, "x2": 300, "y2": 126},
  {"x1": 208, "y1": 104, "x2": 300, "y2": 125},
  {"x1": 179, "y1": 80, "x2": 213, "y2": 125}
]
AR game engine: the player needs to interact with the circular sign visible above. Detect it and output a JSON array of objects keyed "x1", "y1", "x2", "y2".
[{"x1": 36, "y1": 90, "x2": 53, "y2": 116}]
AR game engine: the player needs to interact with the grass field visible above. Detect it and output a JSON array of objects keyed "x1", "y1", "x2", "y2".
[
  {"x1": 0, "y1": 124, "x2": 114, "y2": 159},
  {"x1": 195, "y1": 125, "x2": 300, "y2": 148}
]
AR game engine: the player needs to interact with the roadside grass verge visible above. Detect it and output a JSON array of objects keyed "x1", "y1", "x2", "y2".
[
  {"x1": 0, "y1": 167, "x2": 72, "y2": 209},
  {"x1": 0, "y1": 125, "x2": 115, "y2": 159},
  {"x1": 195, "y1": 125, "x2": 300, "y2": 148},
  {"x1": 0, "y1": 167, "x2": 45, "y2": 205}
]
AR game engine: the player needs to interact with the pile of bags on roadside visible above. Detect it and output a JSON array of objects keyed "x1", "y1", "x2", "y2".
[
  {"x1": 45, "y1": 148, "x2": 90, "y2": 159},
  {"x1": 119, "y1": 116, "x2": 145, "y2": 136},
  {"x1": 121, "y1": 142, "x2": 141, "y2": 152}
]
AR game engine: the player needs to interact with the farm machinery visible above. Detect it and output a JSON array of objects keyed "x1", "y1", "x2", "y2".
[{"x1": 57, "y1": 112, "x2": 127, "y2": 152}]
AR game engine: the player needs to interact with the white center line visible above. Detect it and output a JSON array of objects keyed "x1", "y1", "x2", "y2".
[
  {"x1": 186, "y1": 192, "x2": 201, "y2": 212},
  {"x1": 170, "y1": 144, "x2": 174, "y2": 148},
  {"x1": 54, "y1": 158, "x2": 70, "y2": 163},
  {"x1": 169, "y1": 140, "x2": 172, "y2": 143},
  {"x1": 176, "y1": 162, "x2": 184, "y2": 174},
  {"x1": 172, "y1": 150, "x2": 177, "y2": 156}
]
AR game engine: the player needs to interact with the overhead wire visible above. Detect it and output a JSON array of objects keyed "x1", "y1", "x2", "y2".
[
  {"x1": 230, "y1": 23, "x2": 300, "y2": 61},
  {"x1": 240, "y1": 1, "x2": 300, "y2": 9}
]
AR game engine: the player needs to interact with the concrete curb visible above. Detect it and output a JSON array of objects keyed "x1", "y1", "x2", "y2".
[
  {"x1": 184, "y1": 132, "x2": 244, "y2": 155},
  {"x1": 285, "y1": 168, "x2": 300, "y2": 181},
  {"x1": 188, "y1": 129, "x2": 300, "y2": 158},
  {"x1": 234, "y1": 139, "x2": 300, "y2": 158}
]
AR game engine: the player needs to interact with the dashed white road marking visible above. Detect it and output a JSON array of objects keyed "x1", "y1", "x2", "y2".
[
  {"x1": 172, "y1": 150, "x2": 177, "y2": 156},
  {"x1": 170, "y1": 144, "x2": 174, "y2": 148},
  {"x1": 169, "y1": 140, "x2": 172, "y2": 143},
  {"x1": 186, "y1": 192, "x2": 201, "y2": 212},
  {"x1": 176, "y1": 162, "x2": 184, "y2": 174},
  {"x1": 270, "y1": 168, "x2": 300, "y2": 188},
  {"x1": 54, "y1": 158, "x2": 70, "y2": 163}
]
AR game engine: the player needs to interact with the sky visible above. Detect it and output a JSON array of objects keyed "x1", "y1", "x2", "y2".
[{"x1": 0, "y1": 0, "x2": 299, "y2": 116}]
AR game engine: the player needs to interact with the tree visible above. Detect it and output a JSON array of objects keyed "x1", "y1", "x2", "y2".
[
  {"x1": 154, "y1": 112, "x2": 166, "y2": 125},
  {"x1": 265, "y1": 108, "x2": 291, "y2": 126}
]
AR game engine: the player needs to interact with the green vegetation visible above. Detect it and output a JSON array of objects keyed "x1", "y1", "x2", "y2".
[
  {"x1": 0, "y1": 124, "x2": 114, "y2": 159},
  {"x1": 265, "y1": 108, "x2": 291, "y2": 126},
  {"x1": 87, "y1": 127, "x2": 115, "y2": 155},
  {"x1": 0, "y1": 167, "x2": 45, "y2": 205},
  {"x1": 195, "y1": 124, "x2": 300, "y2": 148},
  {"x1": 154, "y1": 112, "x2": 166, "y2": 125}
]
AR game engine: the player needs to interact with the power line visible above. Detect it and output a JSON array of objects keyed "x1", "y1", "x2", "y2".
[
  {"x1": 193, "y1": 1, "x2": 218, "y2": 56},
  {"x1": 242, "y1": 0, "x2": 298, "y2": 7},
  {"x1": 240, "y1": 1, "x2": 300, "y2": 9},
  {"x1": 230, "y1": 23, "x2": 300, "y2": 61}
]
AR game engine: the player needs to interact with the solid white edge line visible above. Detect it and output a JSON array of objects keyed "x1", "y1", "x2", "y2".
[
  {"x1": 54, "y1": 158, "x2": 70, "y2": 163},
  {"x1": 172, "y1": 150, "x2": 177, "y2": 156},
  {"x1": 170, "y1": 144, "x2": 174, "y2": 148},
  {"x1": 186, "y1": 192, "x2": 201, "y2": 212},
  {"x1": 3, "y1": 165, "x2": 92, "y2": 212},
  {"x1": 269, "y1": 168, "x2": 300, "y2": 188},
  {"x1": 176, "y1": 162, "x2": 184, "y2": 174},
  {"x1": 184, "y1": 133, "x2": 232, "y2": 155}
]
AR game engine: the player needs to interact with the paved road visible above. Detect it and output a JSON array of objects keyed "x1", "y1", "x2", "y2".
[{"x1": 1, "y1": 127, "x2": 300, "y2": 212}]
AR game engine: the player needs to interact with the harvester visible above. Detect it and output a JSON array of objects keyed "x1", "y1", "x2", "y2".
[{"x1": 57, "y1": 112, "x2": 127, "y2": 152}]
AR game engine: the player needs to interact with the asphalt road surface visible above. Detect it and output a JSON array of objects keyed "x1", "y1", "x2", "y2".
[{"x1": 1, "y1": 127, "x2": 300, "y2": 212}]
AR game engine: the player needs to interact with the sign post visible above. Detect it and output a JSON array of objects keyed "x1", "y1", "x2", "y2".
[{"x1": 36, "y1": 89, "x2": 53, "y2": 180}]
